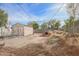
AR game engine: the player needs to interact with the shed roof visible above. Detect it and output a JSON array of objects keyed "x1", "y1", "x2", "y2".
[{"x1": 12, "y1": 23, "x2": 24, "y2": 27}]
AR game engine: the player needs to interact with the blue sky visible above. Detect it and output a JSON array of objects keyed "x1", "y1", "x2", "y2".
[{"x1": 0, "y1": 3, "x2": 69, "y2": 25}]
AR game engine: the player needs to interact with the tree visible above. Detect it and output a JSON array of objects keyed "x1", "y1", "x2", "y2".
[
  {"x1": 51, "y1": 20, "x2": 60, "y2": 30},
  {"x1": 32, "y1": 21, "x2": 39, "y2": 30},
  {"x1": 27, "y1": 21, "x2": 39, "y2": 30},
  {"x1": 64, "y1": 16, "x2": 76, "y2": 32},
  {"x1": 0, "y1": 9, "x2": 8, "y2": 27},
  {"x1": 28, "y1": 21, "x2": 39, "y2": 33},
  {"x1": 64, "y1": 19, "x2": 69, "y2": 32},
  {"x1": 66, "y1": 3, "x2": 79, "y2": 33},
  {"x1": 0, "y1": 9, "x2": 8, "y2": 37},
  {"x1": 41, "y1": 22, "x2": 48, "y2": 32},
  {"x1": 67, "y1": 3, "x2": 79, "y2": 18}
]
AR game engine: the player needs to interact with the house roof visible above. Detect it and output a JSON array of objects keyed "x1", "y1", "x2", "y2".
[
  {"x1": 12, "y1": 23, "x2": 24, "y2": 27},
  {"x1": 12, "y1": 23, "x2": 33, "y2": 28}
]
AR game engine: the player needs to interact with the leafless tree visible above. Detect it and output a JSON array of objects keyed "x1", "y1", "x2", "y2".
[{"x1": 66, "y1": 3, "x2": 79, "y2": 33}]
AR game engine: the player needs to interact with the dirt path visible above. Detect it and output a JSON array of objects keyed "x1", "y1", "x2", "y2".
[{"x1": 2, "y1": 34, "x2": 47, "y2": 48}]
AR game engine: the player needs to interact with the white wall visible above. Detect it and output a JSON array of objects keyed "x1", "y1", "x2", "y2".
[
  {"x1": 0, "y1": 26, "x2": 33, "y2": 37},
  {"x1": 24, "y1": 26, "x2": 33, "y2": 36},
  {"x1": 0, "y1": 27, "x2": 12, "y2": 36}
]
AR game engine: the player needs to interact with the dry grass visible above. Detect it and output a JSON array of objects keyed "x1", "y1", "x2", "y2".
[
  {"x1": 0, "y1": 31, "x2": 79, "y2": 56},
  {"x1": 1, "y1": 42, "x2": 79, "y2": 56},
  {"x1": 9, "y1": 44, "x2": 79, "y2": 56}
]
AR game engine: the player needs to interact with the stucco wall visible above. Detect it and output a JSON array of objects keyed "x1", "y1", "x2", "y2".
[
  {"x1": 0, "y1": 27, "x2": 12, "y2": 36},
  {"x1": 12, "y1": 25, "x2": 33, "y2": 36},
  {"x1": 24, "y1": 26, "x2": 33, "y2": 36},
  {"x1": 12, "y1": 26, "x2": 24, "y2": 36}
]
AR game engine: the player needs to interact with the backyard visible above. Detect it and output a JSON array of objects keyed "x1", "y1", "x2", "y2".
[
  {"x1": 0, "y1": 30, "x2": 79, "y2": 56},
  {"x1": 0, "y1": 3, "x2": 79, "y2": 56}
]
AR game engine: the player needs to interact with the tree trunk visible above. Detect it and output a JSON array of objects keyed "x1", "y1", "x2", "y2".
[{"x1": 1, "y1": 27, "x2": 3, "y2": 40}]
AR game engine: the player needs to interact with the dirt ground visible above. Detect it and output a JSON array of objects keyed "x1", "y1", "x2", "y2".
[
  {"x1": 2, "y1": 34, "x2": 47, "y2": 48},
  {"x1": 0, "y1": 31, "x2": 79, "y2": 56}
]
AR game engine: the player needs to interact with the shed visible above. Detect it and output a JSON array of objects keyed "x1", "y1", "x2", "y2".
[{"x1": 12, "y1": 23, "x2": 33, "y2": 36}]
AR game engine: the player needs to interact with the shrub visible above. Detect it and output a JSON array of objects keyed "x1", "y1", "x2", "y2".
[{"x1": 47, "y1": 36, "x2": 60, "y2": 44}]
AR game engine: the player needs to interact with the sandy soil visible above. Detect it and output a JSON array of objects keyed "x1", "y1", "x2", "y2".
[
  {"x1": 0, "y1": 31, "x2": 79, "y2": 56},
  {"x1": 2, "y1": 34, "x2": 47, "y2": 48}
]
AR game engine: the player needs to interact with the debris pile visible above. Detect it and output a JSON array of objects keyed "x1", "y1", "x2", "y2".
[{"x1": 0, "y1": 30, "x2": 79, "y2": 55}]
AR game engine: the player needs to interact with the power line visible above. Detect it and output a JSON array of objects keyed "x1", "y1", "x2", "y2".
[
  {"x1": 17, "y1": 4, "x2": 65, "y2": 23},
  {"x1": 16, "y1": 3, "x2": 36, "y2": 22},
  {"x1": 50, "y1": 4, "x2": 65, "y2": 20},
  {"x1": 4, "y1": 4, "x2": 28, "y2": 25},
  {"x1": 5, "y1": 4, "x2": 66, "y2": 24},
  {"x1": 44, "y1": 4, "x2": 65, "y2": 24},
  {"x1": 16, "y1": 4, "x2": 45, "y2": 22},
  {"x1": 16, "y1": 4, "x2": 30, "y2": 21}
]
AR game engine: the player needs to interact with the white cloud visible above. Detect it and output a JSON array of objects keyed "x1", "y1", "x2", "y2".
[
  {"x1": 36, "y1": 4, "x2": 66, "y2": 21},
  {"x1": 14, "y1": 3, "x2": 68, "y2": 25},
  {"x1": 0, "y1": 3, "x2": 68, "y2": 25}
]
